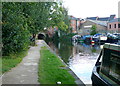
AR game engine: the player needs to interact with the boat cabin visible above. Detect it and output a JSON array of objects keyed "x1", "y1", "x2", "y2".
[{"x1": 91, "y1": 43, "x2": 120, "y2": 86}]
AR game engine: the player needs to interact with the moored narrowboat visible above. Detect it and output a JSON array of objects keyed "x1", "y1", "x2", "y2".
[{"x1": 91, "y1": 43, "x2": 120, "y2": 86}]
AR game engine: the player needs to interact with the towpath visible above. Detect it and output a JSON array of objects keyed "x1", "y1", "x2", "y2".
[{"x1": 2, "y1": 40, "x2": 45, "y2": 84}]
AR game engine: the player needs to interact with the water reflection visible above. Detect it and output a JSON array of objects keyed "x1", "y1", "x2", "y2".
[
  {"x1": 47, "y1": 41, "x2": 73, "y2": 64},
  {"x1": 47, "y1": 41, "x2": 102, "y2": 84}
]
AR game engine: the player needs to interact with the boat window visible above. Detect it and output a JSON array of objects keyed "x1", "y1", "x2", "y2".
[
  {"x1": 100, "y1": 48, "x2": 110, "y2": 75},
  {"x1": 109, "y1": 53, "x2": 120, "y2": 82},
  {"x1": 100, "y1": 48, "x2": 120, "y2": 84}
]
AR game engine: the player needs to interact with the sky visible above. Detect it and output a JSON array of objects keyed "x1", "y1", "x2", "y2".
[{"x1": 62, "y1": 0, "x2": 120, "y2": 18}]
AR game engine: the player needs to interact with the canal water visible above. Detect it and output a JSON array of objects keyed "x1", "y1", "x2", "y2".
[{"x1": 46, "y1": 40, "x2": 103, "y2": 84}]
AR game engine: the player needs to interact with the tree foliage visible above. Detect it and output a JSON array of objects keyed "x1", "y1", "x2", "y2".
[
  {"x1": 57, "y1": 21, "x2": 68, "y2": 31},
  {"x1": 2, "y1": 2, "x2": 30, "y2": 55},
  {"x1": 62, "y1": 7, "x2": 70, "y2": 32},
  {"x1": 90, "y1": 25, "x2": 97, "y2": 35},
  {"x1": 49, "y1": 3, "x2": 69, "y2": 32},
  {"x1": 2, "y1": 2, "x2": 69, "y2": 56}
]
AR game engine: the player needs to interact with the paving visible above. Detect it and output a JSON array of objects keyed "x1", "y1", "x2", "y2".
[{"x1": 2, "y1": 40, "x2": 45, "y2": 84}]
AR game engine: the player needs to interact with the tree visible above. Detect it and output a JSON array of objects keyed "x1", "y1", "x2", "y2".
[
  {"x1": 2, "y1": 2, "x2": 69, "y2": 56},
  {"x1": 21, "y1": 2, "x2": 69, "y2": 40},
  {"x1": 22, "y1": 2, "x2": 54, "y2": 41},
  {"x1": 57, "y1": 21, "x2": 68, "y2": 31},
  {"x1": 2, "y1": 2, "x2": 30, "y2": 55},
  {"x1": 62, "y1": 7, "x2": 70, "y2": 32},
  {"x1": 49, "y1": 2, "x2": 69, "y2": 32},
  {"x1": 90, "y1": 25, "x2": 97, "y2": 35}
]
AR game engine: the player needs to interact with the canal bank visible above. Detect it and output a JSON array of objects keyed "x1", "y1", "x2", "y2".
[{"x1": 41, "y1": 40, "x2": 85, "y2": 85}]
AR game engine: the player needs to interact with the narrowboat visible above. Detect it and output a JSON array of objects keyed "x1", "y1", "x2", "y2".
[{"x1": 91, "y1": 43, "x2": 120, "y2": 86}]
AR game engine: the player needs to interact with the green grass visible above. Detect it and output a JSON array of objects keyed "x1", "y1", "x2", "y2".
[
  {"x1": 1, "y1": 50, "x2": 28, "y2": 74},
  {"x1": 38, "y1": 46, "x2": 77, "y2": 85},
  {"x1": 0, "y1": 58, "x2": 2, "y2": 75}
]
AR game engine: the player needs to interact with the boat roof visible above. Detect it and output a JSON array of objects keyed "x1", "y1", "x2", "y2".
[{"x1": 104, "y1": 43, "x2": 120, "y2": 51}]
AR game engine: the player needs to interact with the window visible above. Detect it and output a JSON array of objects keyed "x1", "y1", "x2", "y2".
[
  {"x1": 109, "y1": 54, "x2": 120, "y2": 82},
  {"x1": 84, "y1": 25, "x2": 92, "y2": 28},
  {"x1": 114, "y1": 24, "x2": 116, "y2": 28},
  {"x1": 118, "y1": 24, "x2": 120, "y2": 28},
  {"x1": 87, "y1": 30, "x2": 90, "y2": 32},
  {"x1": 100, "y1": 48, "x2": 120, "y2": 84},
  {"x1": 109, "y1": 24, "x2": 111, "y2": 29}
]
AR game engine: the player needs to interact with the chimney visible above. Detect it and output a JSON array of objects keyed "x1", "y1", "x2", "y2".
[{"x1": 96, "y1": 16, "x2": 99, "y2": 20}]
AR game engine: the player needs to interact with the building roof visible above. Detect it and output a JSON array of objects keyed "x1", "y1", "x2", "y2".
[
  {"x1": 69, "y1": 15, "x2": 81, "y2": 21},
  {"x1": 87, "y1": 19, "x2": 107, "y2": 26},
  {"x1": 69, "y1": 17, "x2": 77, "y2": 20},
  {"x1": 98, "y1": 17, "x2": 109, "y2": 21},
  {"x1": 86, "y1": 15, "x2": 116, "y2": 21},
  {"x1": 108, "y1": 15, "x2": 116, "y2": 21},
  {"x1": 86, "y1": 17, "x2": 97, "y2": 20},
  {"x1": 108, "y1": 18, "x2": 120, "y2": 23}
]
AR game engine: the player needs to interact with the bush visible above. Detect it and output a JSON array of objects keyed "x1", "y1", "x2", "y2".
[
  {"x1": 90, "y1": 25, "x2": 97, "y2": 35},
  {"x1": 2, "y1": 3, "x2": 30, "y2": 56}
]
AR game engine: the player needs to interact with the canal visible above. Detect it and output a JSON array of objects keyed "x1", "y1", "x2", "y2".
[{"x1": 46, "y1": 40, "x2": 103, "y2": 84}]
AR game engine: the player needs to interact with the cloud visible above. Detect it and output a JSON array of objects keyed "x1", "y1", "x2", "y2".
[{"x1": 63, "y1": 0, "x2": 119, "y2": 18}]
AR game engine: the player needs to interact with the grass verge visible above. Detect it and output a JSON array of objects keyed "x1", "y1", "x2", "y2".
[
  {"x1": 38, "y1": 46, "x2": 77, "y2": 85},
  {"x1": 1, "y1": 50, "x2": 28, "y2": 74}
]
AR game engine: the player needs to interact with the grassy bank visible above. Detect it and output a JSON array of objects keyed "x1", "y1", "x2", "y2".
[
  {"x1": 2, "y1": 50, "x2": 28, "y2": 73},
  {"x1": 38, "y1": 46, "x2": 76, "y2": 85}
]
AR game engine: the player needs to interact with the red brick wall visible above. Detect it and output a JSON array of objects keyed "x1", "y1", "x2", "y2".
[
  {"x1": 70, "y1": 20, "x2": 77, "y2": 33},
  {"x1": 107, "y1": 22, "x2": 120, "y2": 33}
]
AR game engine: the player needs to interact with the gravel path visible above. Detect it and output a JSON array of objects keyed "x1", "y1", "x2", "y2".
[{"x1": 2, "y1": 40, "x2": 45, "y2": 84}]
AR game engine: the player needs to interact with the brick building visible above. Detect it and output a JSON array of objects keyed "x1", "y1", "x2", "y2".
[
  {"x1": 107, "y1": 18, "x2": 120, "y2": 33},
  {"x1": 69, "y1": 16, "x2": 82, "y2": 33}
]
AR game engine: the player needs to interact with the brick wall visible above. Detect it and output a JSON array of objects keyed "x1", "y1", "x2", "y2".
[
  {"x1": 70, "y1": 20, "x2": 76, "y2": 33},
  {"x1": 107, "y1": 22, "x2": 120, "y2": 33}
]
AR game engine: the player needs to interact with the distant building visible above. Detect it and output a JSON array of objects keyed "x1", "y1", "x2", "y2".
[
  {"x1": 69, "y1": 16, "x2": 83, "y2": 33},
  {"x1": 86, "y1": 15, "x2": 116, "y2": 28},
  {"x1": 79, "y1": 20, "x2": 107, "y2": 35},
  {"x1": 107, "y1": 18, "x2": 120, "y2": 33},
  {"x1": 78, "y1": 15, "x2": 116, "y2": 35}
]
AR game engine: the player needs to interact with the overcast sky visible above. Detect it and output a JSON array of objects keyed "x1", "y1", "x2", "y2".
[{"x1": 62, "y1": 0, "x2": 120, "y2": 18}]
